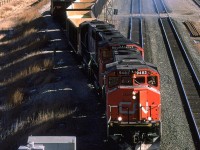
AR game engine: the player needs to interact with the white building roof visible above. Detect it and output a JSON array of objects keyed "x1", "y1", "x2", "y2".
[{"x1": 28, "y1": 136, "x2": 76, "y2": 144}]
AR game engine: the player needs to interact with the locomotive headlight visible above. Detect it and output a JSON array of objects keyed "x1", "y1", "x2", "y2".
[
  {"x1": 148, "y1": 117, "x2": 152, "y2": 121},
  {"x1": 132, "y1": 91, "x2": 137, "y2": 99},
  {"x1": 110, "y1": 122, "x2": 113, "y2": 127},
  {"x1": 118, "y1": 116, "x2": 122, "y2": 122},
  {"x1": 132, "y1": 95, "x2": 136, "y2": 100}
]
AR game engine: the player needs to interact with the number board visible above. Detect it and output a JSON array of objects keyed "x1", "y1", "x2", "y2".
[
  {"x1": 136, "y1": 71, "x2": 147, "y2": 75},
  {"x1": 118, "y1": 70, "x2": 130, "y2": 75},
  {"x1": 112, "y1": 45, "x2": 136, "y2": 49}
]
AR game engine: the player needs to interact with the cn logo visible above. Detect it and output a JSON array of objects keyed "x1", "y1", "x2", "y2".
[
  {"x1": 119, "y1": 102, "x2": 137, "y2": 114},
  {"x1": 140, "y1": 102, "x2": 149, "y2": 114}
]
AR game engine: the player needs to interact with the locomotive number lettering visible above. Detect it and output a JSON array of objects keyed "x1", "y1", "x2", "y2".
[
  {"x1": 136, "y1": 71, "x2": 147, "y2": 75},
  {"x1": 119, "y1": 102, "x2": 137, "y2": 114},
  {"x1": 118, "y1": 70, "x2": 130, "y2": 75}
]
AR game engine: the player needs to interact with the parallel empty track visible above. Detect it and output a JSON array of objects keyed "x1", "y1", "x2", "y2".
[
  {"x1": 159, "y1": 17, "x2": 200, "y2": 148},
  {"x1": 129, "y1": 0, "x2": 143, "y2": 47},
  {"x1": 193, "y1": 0, "x2": 200, "y2": 7},
  {"x1": 153, "y1": 0, "x2": 167, "y2": 13}
]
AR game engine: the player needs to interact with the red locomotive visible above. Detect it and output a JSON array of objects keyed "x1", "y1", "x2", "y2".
[
  {"x1": 79, "y1": 20, "x2": 161, "y2": 145},
  {"x1": 52, "y1": 0, "x2": 161, "y2": 147}
]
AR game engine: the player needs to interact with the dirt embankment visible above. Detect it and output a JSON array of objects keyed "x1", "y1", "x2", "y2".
[
  {"x1": 0, "y1": 0, "x2": 107, "y2": 149},
  {"x1": 0, "y1": 0, "x2": 76, "y2": 149}
]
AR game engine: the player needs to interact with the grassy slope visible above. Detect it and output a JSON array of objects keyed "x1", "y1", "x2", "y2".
[{"x1": 0, "y1": 0, "x2": 73, "y2": 149}]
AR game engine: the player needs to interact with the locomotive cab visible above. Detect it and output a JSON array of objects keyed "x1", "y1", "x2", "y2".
[{"x1": 105, "y1": 60, "x2": 161, "y2": 144}]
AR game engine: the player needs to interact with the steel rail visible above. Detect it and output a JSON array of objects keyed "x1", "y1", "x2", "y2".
[
  {"x1": 154, "y1": 0, "x2": 200, "y2": 147},
  {"x1": 160, "y1": 0, "x2": 168, "y2": 13},
  {"x1": 193, "y1": 0, "x2": 200, "y2": 7},
  {"x1": 168, "y1": 18, "x2": 200, "y2": 89},
  {"x1": 152, "y1": 0, "x2": 159, "y2": 14},
  {"x1": 129, "y1": 0, "x2": 143, "y2": 48},
  {"x1": 139, "y1": 0, "x2": 143, "y2": 48},
  {"x1": 161, "y1": 0, "x2": 200, "y2": 88},
  {"x1": 159, "y1": 17, "x2": 200, "y2": 148},
  {"x1": 129, "y1": 0, "x2": 133, "y2": 41},
  {"x1": 153, "y1": 0, "x2": 167, "y2": 14}
]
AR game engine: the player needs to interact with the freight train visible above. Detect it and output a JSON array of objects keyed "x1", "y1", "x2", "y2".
[{"x1": 51, "y1": 0, "x2": 161, "y2": 147}]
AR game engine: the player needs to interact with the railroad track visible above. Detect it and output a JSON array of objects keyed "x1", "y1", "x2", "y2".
[
  {"x1": 159, "y1": 16, "x2": 200, "y2": 148},
  {"x1": 152, "y1": 0, "x2": 200, "y2": 148},
  {"x1": 129, "y1": 0, "x2": 143, "y2": 48},
  {"x1": 152, "y1": 0, "x2": 167, "y2": 14},
  {"x1": 193, "y1": 0, "x2": 200, "y2": 7}
]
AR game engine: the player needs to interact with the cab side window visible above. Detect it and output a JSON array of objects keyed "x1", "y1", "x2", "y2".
[
  {"x1": 102, "y1": 49, "x2": 112, "y2": 60},
  {"x1": 147, "y1": 76, "x2": 158, "y2": 87},
  {"x1": 109, "y1": 77, "x2": 120, "y2": 87}
]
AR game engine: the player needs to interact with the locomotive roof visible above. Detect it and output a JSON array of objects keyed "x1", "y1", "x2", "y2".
[
  {"x1": 81, "y1": 20, "x2": 115, "y2": 31},
  {"x1": 106, "y1": 48, "x2": 158, "y2": 72},
  {"x1": 106, "y1": 59, "x2": 158, "y2": 73},
  {"x1": 114, "y1": 48, "x2": 142, "y2": 61},
  {"x1": 100, "y1": 30, "x2": 133, "y2": 45},
  {"x1": 80, "y1": 20, "x2": 134, "y2": 45}
]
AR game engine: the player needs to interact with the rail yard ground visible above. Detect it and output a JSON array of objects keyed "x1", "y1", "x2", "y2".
[{"x1": 0, "y1": 0, "x2": 200, "y2": 150}]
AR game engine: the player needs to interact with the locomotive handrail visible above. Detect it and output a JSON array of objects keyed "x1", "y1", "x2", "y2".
[
  {"x1": 108, "y1": 104, "x2": 160, "y2": 123},
  {"x1": 159, "y1": 17, "x2": 200, "y2": 146}
]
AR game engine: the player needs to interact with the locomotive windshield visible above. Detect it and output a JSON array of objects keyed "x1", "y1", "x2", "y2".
[
  {"x1": 102, "y1": 49, "x2": 113, "y2": 60},
  {"x1": 108, "y1": 75, "x2": 158, "y2": 87},
  {"x1": 134, "y1": 77, "x2": 145, "y2": 85},
  {"x1": 108, "y1": 76, "x2": 120, "y2": 87},
  {"x1": 147, "y1": 76, "x2": 158, "y2": 87},
  {"x1": 121, "y1": 77, "x2": 133, "y2": 85}
]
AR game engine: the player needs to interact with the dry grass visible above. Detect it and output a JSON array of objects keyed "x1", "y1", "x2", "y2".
[
  {"x1": 1, "y1": 5, "x2": 13, "y2": 11},
  {"x1": 8, "y1": 89, "x2": 24, "y2": 106},
  {"x1": 0, "y1": 106, "x2": 76, "y2": 143},
  {"x1": 43, "y1": 59, "x2": 54, "y2": 70},
  {"x1": 0, "y1": 0, "x2": 69, "y2": 148},
  {"x1": 0, "y1": 34, "x2": 50, "y2": 69},
  {"x1": 0, "y1": 59, "x2": 53, "y2": 86},
  {"x1": 0, "y1": 0, "x2": 49, "y2": 28},
  {"x1": 7, "y1": 28, "x2": 37, "y2": 45}
]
